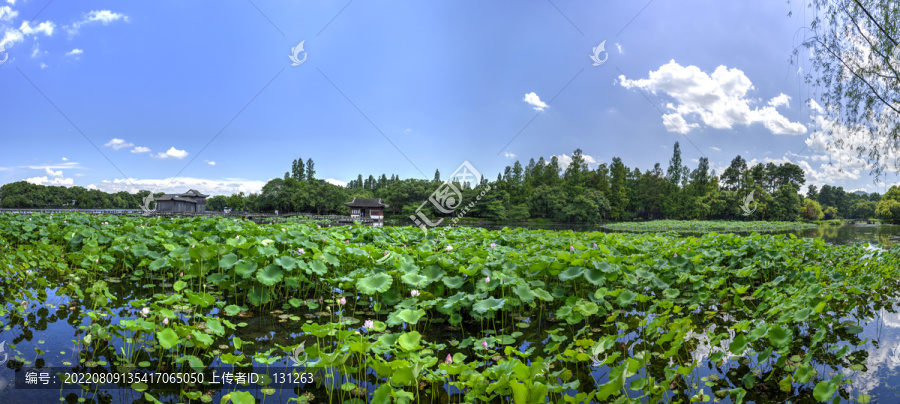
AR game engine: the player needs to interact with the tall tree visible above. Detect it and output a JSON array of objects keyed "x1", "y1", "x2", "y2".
[
  {"x1": 433, "y1": 169, "x2": 440, "y2": 182},
  {"x1": 666, "y1": 142, "x2": 685, "y2": 187},
  {"x1": 609, "y1": 157, "x2": 629, "y2": 220},
  {"x1": 305, "y1": 159, "x2": 316, "y2": 182}
]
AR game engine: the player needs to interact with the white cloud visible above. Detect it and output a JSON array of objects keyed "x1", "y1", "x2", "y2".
[
  {"x1": 554, "y1": 153, "x2": 598, "y2": 170},
  {"x1": 523, "y1": 92, "x2": 548, "y2": 112},
  {"x1": 19, "y1": 20, "x2": 55, "y2": 36},
  {"x1": 768, "y1": 93, "x2": 790, "y2": 108},
  {"x1": 205, "y1": 160, "x2": 216, "y2": 166},
  {"x1": 1, "y1": 28, "x2": 24, "y2": 48},
  {"x1": 808, "y1": 99, "x2": 825, "y2": 114},
  {"x1": 39, "y1": 62, "x2": 47, "y2": 69},
  {"x1": 61, "y1": 157, "x2": 68, "y2": 161},
  {"x1": 615, "y1": 42, "x2": 623, "y2": 54},
  {"x1": 91, "y1": 177, "x2": 268, "y2": 196},
  {"x1": 325, "y1": 178, "x2": 347, "y2": 187},
  {"x1": 152, "y1": 147, "x2": 188, "y2": 159},
  {"x1": 44, "y1": 167, "x2": 62, "y2": 177},
  {"x1": 20, "y1": 162, "x2": 83, "y2": 170},
  {"x1": 618, "y1": 60, "x2": 807, "y2": 135},
  {"x1": 6, "y1": 0, "x2": 15, "y2": 5},
  {"x1": 0, "y1": 5, "x2": 17, "y2": 21},
  {"x1": 25, "y1": 175, "x2": 74, "y2": 186},
  {"x1": 104, "y1": 138, "x2": 133, "y2": 150},
  {"x1": 709, "y1": 146, "x2": 721, "y2": 152},
  {"x1": 31, "y1": 43, "x2": 45, "y2": 58},
  {"x1": 65, "y1": 48, "x2": 83, "y2": 56},
  {"x1": 66, "y1": 10, "x2": 128, "y2": 35},
  {"x1": 130, "y1": 146, "x2": 150, "y2": 153},
  {"x1": 504, "y1": 152, "x2": 517, "y2": 158},
  {"x1": 24, "y1": 167, "x2": 74, "y2": 186}
]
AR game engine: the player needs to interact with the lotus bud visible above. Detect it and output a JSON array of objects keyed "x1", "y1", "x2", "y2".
[{"x1": 446, "y1": 354, "x2": 453, "y2": 364}]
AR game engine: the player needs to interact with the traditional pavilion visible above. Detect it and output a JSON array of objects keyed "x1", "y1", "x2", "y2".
[
  {"x1": 344, "y1": 198, "x2": 388, "y2": 220},
  {"x1": 155, "y1": 189, "x2": 209, "y2": 213}
]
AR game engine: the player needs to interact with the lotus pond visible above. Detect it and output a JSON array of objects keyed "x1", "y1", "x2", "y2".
[{"x1": 2, "y1": 213, "x2": 900, "y2": 403}]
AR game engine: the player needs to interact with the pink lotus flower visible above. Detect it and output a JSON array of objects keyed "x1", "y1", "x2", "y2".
[
  {"x1": 235, "y1": 235, "x2": 240, "y2": 239},
  {"x1": 446, "y1": 354, "x2": 452, "y2": 364},
  {"x1": 674, "y1": 253, "x2": 678, "y2": 258},
  {"x1": 298, "y1": 248, "x2": 304, "y2": 254},
  {"x1": 322, "y1": 238, "x2": 326, "y2": 242},
  {"x1": 446, "y1": 246, "x2": 453, "y2": 251},
  {"x1": 540, "y1": 245, "x2": 543, "y2": 249},
  {"x1": 339, "y1": 297, "x2": 346, "y2": 305},
  {"x1": 482, "y1": 340, "x2": 488, "y2": 349},
  {"x1": 411, "y1": 290, "x2": 420, "y2": 297},
  {"x1": 363, "y1": 320, "x2": 374, "y2": 330},
  {"x1": 403, "y1": 244, "x2": 406, "y2": 248},
  {"x1": 490, "y1": 243, "x2": 496, "y2": 249},
  {"x1": 570, "y1": 246, "x2": 574, "y2": 251},
  {"x1": 141, "y1": 307, "x2": 150, "y2": 317},
  {"x1": 593, "y1": 243, "x2": 597, "y2": 248},
  {"x1": 485, "y1": 276, "x2": 490, "y2": 283},
  {"x1": 317, "y1": 225, "x2": 321, "y2": 229},
  {"x1": 163, "y1": 317, "x2": 169, "y2": 325}
]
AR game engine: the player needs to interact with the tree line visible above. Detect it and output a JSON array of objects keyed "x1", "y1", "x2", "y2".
[{"x1": 3, "y1": 148, "x2": 899, "y2": 223}]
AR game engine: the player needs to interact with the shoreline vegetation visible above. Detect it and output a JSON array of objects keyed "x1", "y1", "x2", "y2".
[{"x1": 3, "y1": 144, "x2": 900, "y2": 225}]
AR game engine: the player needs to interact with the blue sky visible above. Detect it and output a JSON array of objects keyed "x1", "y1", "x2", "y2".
[{"x1": 1, "y1": 0, "x2": 897, "y2": 196}]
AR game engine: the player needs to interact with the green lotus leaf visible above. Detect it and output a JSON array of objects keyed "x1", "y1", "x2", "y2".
[
  {"x1": 156, "y1": 328, "x2": 179, "y2": 350},
  {"x1": 396, "y1": 309, "x2": 425, "y2": 324},
  {"x1": 274, "y1": 255, "x2": 298, "y2": 271},
  {"x1": 473, "y1": 297, "x2": 505, "y2": 313},
  {"x1": 257, "y1": 264, "x2": 283, "y2": 286},
  {"x1": 397, "y1": 331, "x2": 422, "y2": 351},
  {"x1": 219, "y1": 253, "x2": 238, "y2": 269},
  {"x1": 767, "y1": 325, "x2": 792, "y2": 349},
  {"x1": 357, "y1": 273, "x2": 393, "y2": 295},
  {"x1": 616, "y1": 290, "x2": 637, "y2": 306},
  {"x1": 234, "y1": 259, "x2": 257, "y2": 278},
  {"x1": 559, "y1": 267, "x2": 585, "y2": 281},
  {"x1": 443, "y1": 276, "x2": 465, "y2": 289},
  {"x1": 401, "y1": 272, "x2": 428, "y2": 287}
]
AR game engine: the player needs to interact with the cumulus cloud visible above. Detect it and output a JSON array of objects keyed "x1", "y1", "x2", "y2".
[
  {"x1": 152, "y1": 147, "x2": 188, "y2": 159},
  {"x1": 205, "y1": 160, "x2": 216, "y2": 166},
  {"x1": 66, "y1": 10, "x2": 128, "y2": 35},
  {"x1": 504, "y1": 152, "x2": 517, "y2": 158},
  {"x1": 39, "y1": 62, "x2": 47, "y2": 69},
  {"x1": 618, "y1": 60, "x2": 807, "y2": 135},
  {"x1": 25, "y1": 167, "x2": 73, "y2": 186},
  {"x1": 0, "y1": 28, "x2": 23, "y2": 49},
  {"x1": 90, "y1": 177, "x2": 268, "y2": 196},
  {"x1": 130, "y1": 146, "x2": 150, "y2": 153},
  {"x1": 553, "y1": 153, "x2": 598, "y2": 170},
  {"x1": 523, "y1": 92, "x2": 548, "y2": 112},
  {"x1": 25, "y1": 175, "x2": 74, "y2": 186},
  {"x1": 325, "y1": 178, "x2": 347, "y2": 187},
  {"x1": 65, "y1": 48, "x2": 83, "y2": 56},
  {"x1": 709, "y1": 146, "x2": 721, "y2": 152},
  {"x1": 0, "y1": 5, "x2": 17, "y2": 21},
  {"x1": 19, "y1": 20, "x2": 55, "y2": 36},
  {"x1": 104, "y1": 138, "x2": 133, "y2": 150},
  {"x1": 768, "y1": 93, "x2": 790, "y2": 108},
  {"x1": 61, "y1": 157, "x2": 68, "y2": 161}
]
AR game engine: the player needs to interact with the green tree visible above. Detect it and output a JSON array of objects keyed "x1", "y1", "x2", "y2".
[
  {"x1": 802, "y1": 198, "x2": 825, "y2": 220},
  {"x1": 609, "y1": 157, "x2": 629, "y2": 220},
  {"x1": 876, "y1": 186, "x2": 900, "y2": 224}
]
